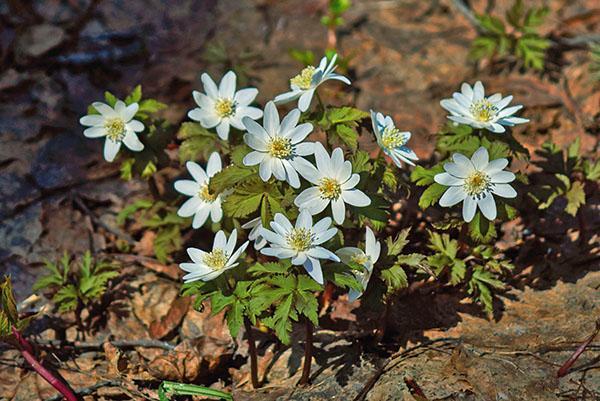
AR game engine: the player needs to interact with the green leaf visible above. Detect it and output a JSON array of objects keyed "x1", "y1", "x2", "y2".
[
  {"x1": 477, "y1": 14, "x2": 506, "y2": 35},
  {"x1": 262, "y1": 294, "x2": 294, "y2": 345},
  {"x1": 117, "y1": 199, "x2": 154, "y2": 225},
  {"x1": 53, "y1": 285, "x2": 78, "y2": 312},
  {"x1": 321, "y1": 107, "x2": 368, "y2": 129},
  {"x1": 565, "y1": 181, "x2": 585, "y2": 216},
  {"x1": 177, "y1": 123, "x2": 218, "y2": 163},
  {"x1": 380, "y1": 264, "x2": 408, "y2": 294},
  {"x1": 120, "y1": 158, "x2": 135, "y2": 181},
  {"x1": 386, "y1": 228, "x2": 410, "y2": 256},
  {"x1": 411, "y1": 164, "x2": 444, "y2": 186},
  {"x1": 418, "y1": 183, "x2": 446, "y2": 209},
  {"x1": 469, "y1": 36, "x2": 498, "y2": 61},
  {"x1": 125, "y1": 85, "x2": 142, "y2": 104},
  {"x1": 226, "y1": 301, "x2": 244, "y2": 337},
  {"x1": 103, "y1": 91, "x2": 118, "y2": 107},
  {"x1": 210, "y1": 165, "x2": 256, "y2": 194},
  {"x1": 468, "y1": 211, "x2": 498, "y2": 243},
  {"x1": 223, "y1": 191, "x2": 264, "y2": 219},
  {"x1": 351, "y1": 151, "x2": 371, "y2": 174},
  {"x1": 329, "y1": 0, "x2": 352, "y2": 15},
  {"x1": 141, "y1": 161, "x2": 157, "y2": 179},
  {"x1": 137, "y1": 99, "x2": 167, "y2": 117},
  {"x1": 334, "y1": 124, "x2": 358, "y2": 151},
  {"x1": 249, "y1": 261, "x2": 291, "y2": 275},
  {"x1": 0, "y1": 276, "x2": 18, "y2": 325}
]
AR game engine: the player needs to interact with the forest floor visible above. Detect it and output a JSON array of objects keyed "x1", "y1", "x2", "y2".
[{"x1": 0, "y1": 0, "x2": 599, "y2": 400}]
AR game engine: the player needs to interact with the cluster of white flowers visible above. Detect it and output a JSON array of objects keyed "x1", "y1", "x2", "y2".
[{"x1": 79, "y1": 55, "x2": 526, "y2": 297}]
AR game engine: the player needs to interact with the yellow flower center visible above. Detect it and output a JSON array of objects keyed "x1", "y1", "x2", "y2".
[
  {"x1": 464, "y1": 170, "x2": 491, "y2": 196},
  {"x1": 286, "y1": 228, "x2": 314, "y2": 252},
  {"x1": 351, "y1": 253, "x2": 370, "y2": 265},
  {"x1": 198, "y1": 184, "x2": 217, "y2": 202},
  {"x1": 381, "y1": 127, "x2": 408, "y2": 149},
  {"x1": 203, "y1": 249, "x2": 228, "y2": 270},
  {"x1": 268, "y1": 137, "x2": 293, "y2": 159},
  {"x1": 469, "y1": 99, "x2": 497, "y2": 122},
  {"x1": 290, "y1": 66, "x2": 316, "y2": 90},
  {"x1": 104, "y1": 118, "x2": 126, "y2": 141},
  {"x1": 318, "y1": 177, "x2": 342, "y2": 200},
  {"x1": 214, "y1": 98, "x2": 236, "y2": 118}
]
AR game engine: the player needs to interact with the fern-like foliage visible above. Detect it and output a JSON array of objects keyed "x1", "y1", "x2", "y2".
[
  {"x1": 470, "y1": 0, "x2": 551, "y2": 70},
  {"x1": 33, "y1": 251, "x2": 118, "y2": 313}
]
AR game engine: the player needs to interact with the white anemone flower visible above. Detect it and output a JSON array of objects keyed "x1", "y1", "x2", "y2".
[
  {"x1": 241, "y1": 217, "x2": 267, "y2": 250},
  {"x1": 259, "y1": 210, "x2": 339, "y2": 284},
  {"x1": 188, "y1": 71, "x2": 263, "y2": 140},
  {"x1": 80, "y1": 100, "x2": 144, "y2": 162},
  {"x1": 274, "y1": 54, "x2": 351, "y2": 112},
  {"x1": 434, "y1": 147, "x2": 517, "y2": 223},
  {"x1": 336, "y1": 226, "x2": 381, "y2": 302},
  {"x1": 174, "y1": 152, "x2": 226, "y2": 229},
  {"x1": 440, "y1": 81, "x2": 529, "y2": 133},
  {"x1": 294, "y1": 143, "x2": 371, "y2": 225},
  {"x1": 242, "y1": 101, "x2": 316, "y2": 188},
  {"x1": 370, "y1": 110, "x2": 418, "y2": 167},
  {"x1": 179, "y1": 229, "x2": 249, "y2": 283}
]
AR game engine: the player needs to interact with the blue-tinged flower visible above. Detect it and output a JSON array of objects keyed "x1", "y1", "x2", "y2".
[
  {"x1": 434, "y1": 147, "x2": 517, "y2": 222},
  {"x1": 440, "y1": 81, "x2": 528, "y2": 133},
  {"x1": 336, "y1": 226, "x2": 381, "y2": 302},
  {"x1": 274, "y1": 54, "x2": 350, "y2": 112},
  {"x1": 259, "y1": 210, "x2": 339, "y2": 284},
  {"x1": 370, "y1": 110, "x2": 418, "y2": 167},
  {"x1": 179, "y1": 229, "x2": 249, "y2": 283}
]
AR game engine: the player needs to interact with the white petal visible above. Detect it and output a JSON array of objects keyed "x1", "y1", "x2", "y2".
[
  {"x1": 193, "y1": 91, "x2": 214, "y2": 109},
  {"x1": 444, "y1": 160, "x2": 473, "y2": 178},
  {"x1": 206, "y1": 152, "x2": 222, "y2": 177},
  {"x1": 186, "y1": 161, "x2": 208, "y2": 183},
  {"x1": 308, "y1": 246, "x2": 338, "y2": 261},
  {"x1": 225, "y1": 229, "x2": 238, "y2": 256},
  {"x1": 103, "y1": 140, "x2": 121, "y2": 162},
  {"x1": 461, "y1": 82, "x2": 474, "y2": 99},
  {"x1": 314, "y1": 142, "x2": 331, "y2": 173},
  {"x1": 192, "y1": 206, "x2": 210, "y2": 228},
  {"x1": 271, "y1": 158, "x2": 286, "y2": 180},
  {"x1": 298, "y1": 89, "x2": 315, "y2": 112},
  {"x1": 365, "y1": 227, "x2": 380, "y2": 263},
  {"x1": 439, "y1": 186, "x2": 467, "y2": 207},
  {"x1": 279, "y1": 109, "x2": 301, "y2": 135},
  {"x1": 213, "y1": 230, "x2": 227, "y2": 250},
  {"x1": 83, "y1": 127, "x2": 106, "y2": 138},
  {"x1": 274, "y1": 90, "x2": 301, "y2": 104},
  {"x1": 244, "y1": 133, "x2": 268, "y2": 151},
  {"x1": 259, "y1": 159, "x2": 272, "y2": 181},
  {"x1": 491, "y1": 183, "x2": 517, "y2": 198},
  {"x1": 210, "y1": 203, "x2": 223, "y2": 222},
  {"x1": 342, "y1": 189, "x2": 371, "y2": 207},
  {"x1": 473, "y1": 81, "x2": 485, "y2": 100},
  {"x1": 303, "y1": 257, "x2": 323, "y2": 284},
  {"x1": 478, "y1": 193, "x2": 497, "y2": 220},
  {"x1": 127, "y1": 120, "x2": 144, "y2": 132},
  {"x1": 283, "y1": 161, "x2": 301, "y2": 188},
  {"x1": 80, "y1": 114, "x2": 104, "y2": 126},
  {"x1": 178, "y1": 197, "x2": 202, "y2": 217},
  {"x1": 216, "y1": 121, "x2": 230, "y2": 140},
  {"x1": 174, "y1": 180, "x2": 200, "y2": 196},
  {"x1": 274, "y1": 214, "x2": 294, "y2": 232},
  {"x1": 490, "y1": 171, "x2": 515, "y2": 184},
  {"x1": 234, "y1": 88, "x2": 258, "y2": 106},
  {"x1": 201, "y1": 73, "x2": 219, "y2": 98},
  {"x1": 296, "y1": 210, "x2": 313, "y2": 230},
  {"x1": 496, "y1": 105, "x2": 522, "y2": 119},
  {"x1": 493, "y1": 95, "x2": 513, "y2": 111},
  {"x1": 93, "y1": 102, "x2": 117, "y2": 117},
  {"x1": 294, "y1": 187, "x2": 322, "y2": 208},
  {"x1": 243, "y1": 151, "x2": 266, "y2": 166},
  {"x1": 242, "y1": 117, "x2": 269, "y2": 140},
  {"x1": 314, "y1": 227, "x2": 337, "y2": 245},
  {"x1": 187, "y1": 248, "x2": 206, "y2": 264},
  {"x1": 122, "y1": 131, "x2": 144, "y2": 151},
  {"x1": 331, "y1": 197, "x2": 346, "y2": 225},
  {"x1": 336, "y1": 247, "x2": 363, "y2": 265},
  {"x1": 434, "y1": 172, "x2": 464, "y2": 186},
  {"x1": 470, "y1": 147, "x2": 489, "y2": 170},
  {"x1": 287, "y1": 123, "x2": 313, "y2": 143},
  {"x1": 219, "y1": 71, "x2": 236, "y2": 98},
  {"x1": 122, "y1": 103, "x2": 139, "y2": 121},
  {"x1": 462, "y1": 196, "x2": 477, "y2": 222},
  {"x1": 263, "y1": 101, "x2": 280, "y2": 136},
  {"x1": 294, "y1": 142, "x2": 317, "y2": 156},
  {"x1": 484, "y1": 158, "x2": 509, "y2": 174}
]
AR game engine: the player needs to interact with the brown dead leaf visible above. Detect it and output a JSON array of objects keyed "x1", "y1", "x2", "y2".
[
  {"x1": 150, "y1": 296, "x2": 191, "y2": 339},
  {"x1": 147, "y1": 341, "x2": 201, "y2": 381}
]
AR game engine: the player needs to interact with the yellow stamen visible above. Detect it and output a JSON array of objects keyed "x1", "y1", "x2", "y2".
[
  {"x1": 286, "y1": 228, "x2": 313, "y2": 252},
  {"x1": 290, "y1": 66, "x2": 316, "y2": 90},
  {"x1": 199, "y1": 184, "x2": 217, "y2": 202},
  {"x1": 268, "y1": 137, "x2": 293, "y2": 158},
  {"x1": 215, "y1": 99, "x2": 236, "y2": 118},
  {"x1": 104, "y1": 118, "x2": 125, "y2": 141},
  {"x1": 381, "y1": 127, "x2": 408, "y2": 149},
  {"x1": 470, "y1": 99, "x2": 497, "y2": 122},
  {"x1": 464, "y1": 170, "x2": 491, "y2": 196},
  {"x1": 203, "y1": 249, "x2": 228, "y2": 270},
  {"x1": 318, "y1": 177, "x2": 342, "y2": 200}
]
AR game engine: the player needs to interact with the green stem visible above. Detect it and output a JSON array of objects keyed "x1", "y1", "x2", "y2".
[{"x1": 315, "y1": 91, "x2": 326, "y2": 114}]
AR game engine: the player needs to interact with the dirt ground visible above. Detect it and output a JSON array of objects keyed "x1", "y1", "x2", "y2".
[{"x1": 0, "y1": 0, "x2": 599, "y2": 400}]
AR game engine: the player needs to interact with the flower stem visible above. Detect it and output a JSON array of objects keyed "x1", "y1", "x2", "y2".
[
  {"x1": 243, "y1": 318, "x2": 260, "y2": 388},
  {"x1": 12, "y1": 328, "x2": 79, "y2": 401},
  {"x1": 315, "y1": 91, "x2": 326, "y2": 114},
  {"x1": 298, "y1": 318, "x2": 313, "y2": 386}
]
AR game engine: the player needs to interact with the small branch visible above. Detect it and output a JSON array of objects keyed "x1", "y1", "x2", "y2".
[
  {"x1": 45, "y1": 380, "x2": 120, "y2": 401},
  {"x1": 12, "y1": 328, "x2": 79, "y2": 401},
  {"x1": 557, "y1": 319, "x2": 600, "y2": 378},
  {"x1": 298, "y1": 319, "x2": 314, "y2": 386},
  {"x1": 244, "y1": 318, "x2": 260, "y2": 388},
  {"x1": 34, "y1": 338, "x2": 176, "y2": 351},
  {"x1": 449, "y1": 0, "x2": 483, "y2": 32},
  {"x1": 72, "y1": 195, "x2": 135, "y2": 245}
]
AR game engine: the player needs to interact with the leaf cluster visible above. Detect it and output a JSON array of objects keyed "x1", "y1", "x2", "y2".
[
  {"x1": 1, "y1": 276, "x2": 31, "y2": 338},
  {"x1": 118, "y1": 200, "x2": 188, "y2": 263},
  {"x1": 470, "y1": 0, "x2": 551, "y2": 70},
  {"x1": 33, "y1": 252, "x2": 118, "y2": 313}
]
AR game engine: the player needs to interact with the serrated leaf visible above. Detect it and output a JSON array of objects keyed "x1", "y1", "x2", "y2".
[
  {"x1": 334, "y1": 124, "x2": 358, "y2": 151},
  {"x1": 125, "y1": 85, "x2": 142, "y2": 105},
  {"x1": 411, "y1": 164, "x2": 444, "y2": 186},
  {"x1": 419, "y1": 183, "x2": 446, "y2": 209},
  {"x1": 468, "y1": 211, "x2": 497, "y2": 243},
  {"x1": 386, "y1": 228, "x2": 410, "y2": 256},
  {"x1": 380, "y1": 264, "x2": 408, "y2": 294},
  {"x1": 262, "y1": 294, "x2": 294, "y2": 345},
  {"x1": 565, "y1": 181, "x2": 585, "y2": 216},
  {"x1": 210, "y1": 165, "x2": 256, "y2": 194},
  {"x1": 104, "y1": 91, "x2": 118, "y2": 106}
]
